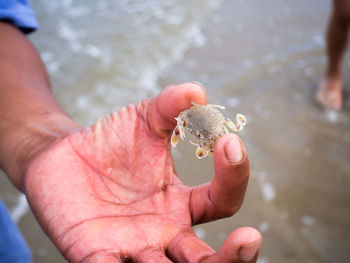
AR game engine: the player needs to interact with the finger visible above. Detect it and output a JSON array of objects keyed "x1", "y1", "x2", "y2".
[
  {"x1": 148, "y1": 82, "x2": 206, "y2": 137},
  {"x1": 167, "y1": 229, "x2": 216, "y2": 263},
  {"x1": 190, "y1": 134, "x2": 249, "y2": 224},
  {"x1": 136, "y1": 247, "x2": 172, "y2": 263},
  {"x1": 203, "y1": 227, "x2": 262, "y2": 263}
]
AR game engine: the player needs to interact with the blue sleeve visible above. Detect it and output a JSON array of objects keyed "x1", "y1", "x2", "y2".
[
  {"x1": 0, "y1": 200, "x2": 32, "y2": 263},
  {"x1": 0, "y1": 0, "x2": 38, "y2": 34}
]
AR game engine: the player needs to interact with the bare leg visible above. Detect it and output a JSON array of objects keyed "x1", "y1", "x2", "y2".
[{"x1": 317, "y1": 0, "x2": 350, "y2": 110}]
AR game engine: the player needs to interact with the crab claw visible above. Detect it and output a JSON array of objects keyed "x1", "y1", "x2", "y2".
[
  {"x1": 225, "y1": 114, "x2": 246, "y2": 132},
  {"x1": 234, "y1": 113, "x2": 246, "y2": 132},
  {"x1": 171, "y1": 127, "x2": 180, "y2": 147},
  {"x1": 236, "y1": 113, "x2": 246, "y2": 128},
  {"x1": 196, "y1": 147, "x2": 209, "y2": 159}
]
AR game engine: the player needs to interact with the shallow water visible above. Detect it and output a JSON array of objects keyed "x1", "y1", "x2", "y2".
[{"x1": 1, "y1": 0, "x2": 350, "y2": 262}]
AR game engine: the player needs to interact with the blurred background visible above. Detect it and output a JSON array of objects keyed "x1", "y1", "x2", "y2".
[{"x1": 1, "y1": 0, "x2": 350, "y2": 262}]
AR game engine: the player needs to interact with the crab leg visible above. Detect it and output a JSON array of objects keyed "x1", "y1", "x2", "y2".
[
  {"x1": 189, "y1": 140, "x2": 198, "y2": 146},
  {"x1": 190, "y1": 101, "x2": 225, "y2": 110},
  {"x1": 174, "y1": 118, "x2": 185, "y2": 140},
  {"x1": 207, "y1": 104, "x2": 225, "y2": 110},
  {"x1": 225, "y1": 118, "x2": 236, "y2": 131},
  {"x1": 179, "y1": 125, "x2": 185, "y2": 140},
  {"x1": 225, "y1": 118, "x2": 238, "y2": 132},
  {"x1": 190, "y1": 140, "x2": 209, "y2": 159},
  {"x1": 190, "y1": 101, "x2": 201, "y2": 106},
  {"x1": 171, "y1": 126, "x2": 180, "y2": 147}
]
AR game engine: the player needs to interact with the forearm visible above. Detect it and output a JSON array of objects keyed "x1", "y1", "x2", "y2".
[{"x1": 0, "y1": 22, "x2": 81, "y2": 190}]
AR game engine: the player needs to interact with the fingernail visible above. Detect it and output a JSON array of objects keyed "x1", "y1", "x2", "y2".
[
  {"x1": 239, "y1": 242, "x2": 261, "y2": 262},
  {"x1": 189, "y1": 81, "x2": 205, "y2": 89},
  {"x1": 225, "y1": 136, "x2": 243, "y2": 163}
]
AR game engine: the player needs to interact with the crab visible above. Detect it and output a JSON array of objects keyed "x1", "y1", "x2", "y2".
[{"x1": 171, "y1": 102, "x2": 246, "y2": 159}]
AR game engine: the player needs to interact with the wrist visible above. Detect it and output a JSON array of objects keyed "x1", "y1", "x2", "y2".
[{"x1": 1, "y1": 113, "x2": 82, "y2": 191}]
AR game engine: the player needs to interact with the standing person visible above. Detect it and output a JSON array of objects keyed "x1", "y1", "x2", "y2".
[
  {"x1": 0, "y1": 1, "x2": 262, "y2": 262},
  {"x1": 317, "y1": 0, "x2": 350, "y2": 110}
]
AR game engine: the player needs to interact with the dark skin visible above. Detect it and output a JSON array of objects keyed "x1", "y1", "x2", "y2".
[
  {"x1": 0, "y1": 22, "x2": 262, "y2": 262},
  {"x1": 317, "y1": 0, "x2": 350, "y2": 110}
]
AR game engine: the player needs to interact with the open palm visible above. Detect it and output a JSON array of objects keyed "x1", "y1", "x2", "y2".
[{"x1": 24, "y1": 83, "x2": 261, "y2": 263}]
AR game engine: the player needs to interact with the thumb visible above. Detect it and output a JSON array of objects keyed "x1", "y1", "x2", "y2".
[
  {"x1": 211, "y1": 133, "x2": 250, "y2": 212},
  {"x1": 190, "y1": 134, "x2": 250, "y2": 224}
]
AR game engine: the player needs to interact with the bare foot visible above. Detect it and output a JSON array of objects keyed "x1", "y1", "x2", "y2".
[{"x1": 316, "y1": 78, "x2": 342, "y2": 110}]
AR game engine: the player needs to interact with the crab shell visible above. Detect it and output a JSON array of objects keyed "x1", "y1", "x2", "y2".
[
  {"x1": 179, "y1": 104, "x2": 226, "y2": 139},
  {"x1": 171, "y1": 103, "x2": 246, "y2": 159}
]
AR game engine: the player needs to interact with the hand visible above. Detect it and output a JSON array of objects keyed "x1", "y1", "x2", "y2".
[{"x1": 24, "y1": 83, "x2": 262, "y2": 263}]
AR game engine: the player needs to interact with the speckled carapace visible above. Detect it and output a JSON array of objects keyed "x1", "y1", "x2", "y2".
[{"x1": 171, "y1": 102, "x2": 246, "y2": 159}]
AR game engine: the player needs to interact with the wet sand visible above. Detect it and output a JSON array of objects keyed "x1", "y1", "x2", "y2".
[{"x1": 1, "y1": 0, "x2": 350, "y2": 262}]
